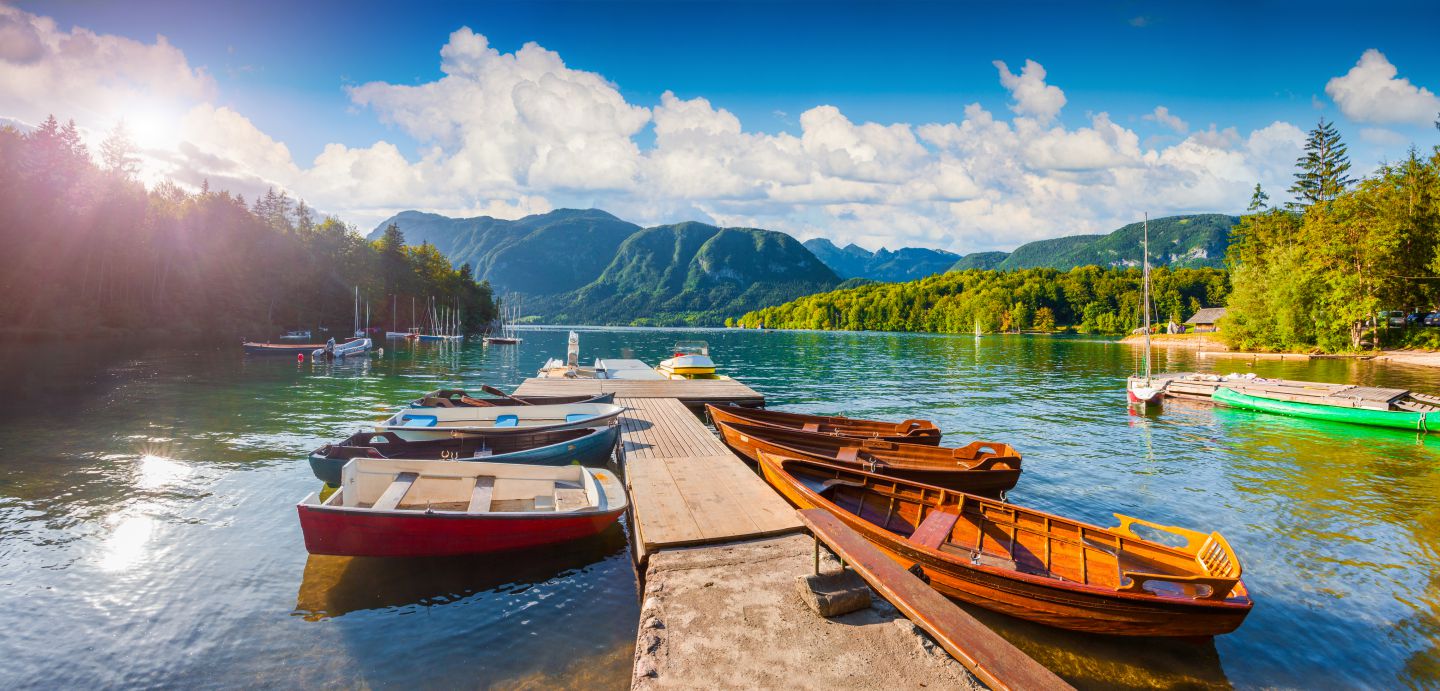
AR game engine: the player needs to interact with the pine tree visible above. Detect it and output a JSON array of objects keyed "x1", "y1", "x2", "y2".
[
  {"x1": 1247, "y1": 183, "x2": 1269, "y2": 212},
  {"x1": 295, "y1": 200, "x2": 314, "y2": 233},
  {"x1": 1289, "y1": 118, "x2": 1353, "y2": 208},
  {"x1": 100, "y1": 120, "x2": 139, "y2": 179}
]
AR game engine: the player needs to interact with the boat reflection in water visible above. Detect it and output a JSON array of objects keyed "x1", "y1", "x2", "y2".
[
  {"x1": 294, "y1": 523, "x2": 629, "y2": 621},
  {"x1": 962, "y1": 601, "x2": 1231, "y2": 690}
]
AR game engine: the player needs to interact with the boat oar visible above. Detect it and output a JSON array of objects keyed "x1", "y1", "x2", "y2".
[{"x1": 481, "y1": 384, "x2": 532, "y2": 405}]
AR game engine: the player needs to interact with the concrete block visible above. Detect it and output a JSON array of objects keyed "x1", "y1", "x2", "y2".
[{"x1": 795, "y1": 569, "x2": 872, "y2": 617}]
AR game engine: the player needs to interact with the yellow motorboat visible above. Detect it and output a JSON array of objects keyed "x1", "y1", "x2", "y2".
[{"x1": 655, "y1": 341, "x2": 729, "y2": 380}]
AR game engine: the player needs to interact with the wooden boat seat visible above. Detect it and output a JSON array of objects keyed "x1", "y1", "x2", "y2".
[
  {"x1": 467, "y1": 477, "x2": 494, "y2": 513},
  {"x1": 815, "y1": 478, "x2": 865, "y2": 496},
  {"x1": 802, "y1": 423, "x2": 820, "y2": 432},
  {"x1": 371, "y1": 472, "x2": 419, "y2": 511},
  {"x1": 835, "y1": 447, "x2": 860, "y2": 463},
  {"x1": 555, "y1": 488, "x2": 589, "y2": 512},
  {"x1": 909, "y1": 510, "x2": 960, "y2": 549}
]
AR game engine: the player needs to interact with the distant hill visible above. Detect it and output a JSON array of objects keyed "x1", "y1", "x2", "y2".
[
  {"x1": 946, "y1": 214, "x2": 1238, "y2": 272},
  {"x1": 370, "y1": 210, "x2": 839, "y2": 326},
  {"x1": 368, "y1": 209, "x2": 639, "y2": 295},
  {"x1": 803, "y1": 239, "x2": 958, "y2": 282},
  {"x1": 949, "y1": 251, "x2": 1009, "y2": 271}
]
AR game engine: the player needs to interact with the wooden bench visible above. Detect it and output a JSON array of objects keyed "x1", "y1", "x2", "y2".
[
  {"x1": 467, "y1": 477, "x2": 494, "y2": 513},
  {"x1": 908, "y1": 510, "x2": 960, "y2": 549},
  {"x1": 371, "y1": 472, "x2": 419, "y2": 511},
  {"x1": 797, "y1": 509, "x2": 1072, "y2": 691}
]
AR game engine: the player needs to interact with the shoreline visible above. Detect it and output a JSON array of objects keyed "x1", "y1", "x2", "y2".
[{"x1": 1118, "y1": 334, "x2": 1440, "y2": 368}]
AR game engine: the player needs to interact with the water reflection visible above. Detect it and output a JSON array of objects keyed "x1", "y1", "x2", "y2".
[{"x1": 294, "y1": 524, "x2": 630, "y2": 620}]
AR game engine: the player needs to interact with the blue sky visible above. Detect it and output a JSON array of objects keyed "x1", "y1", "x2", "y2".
[{"x1": 6, "y1": 1, "x2": 1440, "y2": 251}]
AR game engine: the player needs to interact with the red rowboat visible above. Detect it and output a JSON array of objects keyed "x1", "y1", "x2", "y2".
[{"x1": 297, "y1": 458, "x2": 627, "y2": 557}]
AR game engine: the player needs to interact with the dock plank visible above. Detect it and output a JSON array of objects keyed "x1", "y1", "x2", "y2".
[{"x1": 614, "y1": 396, "x2": 802, "y2": 555}]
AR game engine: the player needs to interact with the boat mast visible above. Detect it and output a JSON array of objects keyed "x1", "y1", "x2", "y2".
[
  {"x1": 353, "y1": 286, "x2": 359, "y2": 337},
  {"x1": 1142, "y1": 213, "x2": 1152, "y2": 385}
]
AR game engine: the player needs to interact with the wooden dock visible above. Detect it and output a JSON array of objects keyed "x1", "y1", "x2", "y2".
[
  {"x1": 512, "y1": 377, "x2": 765, "y2": 409},
  {"x1": 619, "y1": 397, "x2": 802, "y2": 562},
  {"x1": 512, "y1": 372, "x2": 798, "y2": 563}
]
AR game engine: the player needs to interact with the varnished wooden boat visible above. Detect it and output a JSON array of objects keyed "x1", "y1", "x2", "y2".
[
  {"x1": 756, "y1": 452, "x2": 1253, "y2": 636},
  {"x1": 705, "y1": 403, "x2": 942, "y2": 445},
  {"x1": 716, "y1": 419, "x2": 1020, "y2": 497}
]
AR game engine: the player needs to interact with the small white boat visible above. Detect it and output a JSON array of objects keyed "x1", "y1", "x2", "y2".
[
  {"x1": 656, "y1": 341, "x2": 727, "y2": 380},
  {"x1": 376, "y1": 402, "x2": 626, "y2": 441},
  {"x1": 313, "y1": 337, "x2": 372, "y2": 360},
  {"x1": 280, "y1": 329, "x2": 313, "y2": 342}
]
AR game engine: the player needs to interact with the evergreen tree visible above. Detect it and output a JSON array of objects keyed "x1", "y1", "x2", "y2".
[
  {"x1": 295, "y1": 200, "x2": 314, "y2": 234},
  {"x1": 1289, "y1": 118, "x2": 1353, "y2": 208},
  {"x1": 100, "y1": 120, "x2": 139, "y2": 179},
  {"x1": 1247, "y1": 183, "x2": 1269, "y2": 212}
]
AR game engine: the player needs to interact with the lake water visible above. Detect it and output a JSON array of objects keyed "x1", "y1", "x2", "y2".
[{"x1": 1, "y1": 327, "x2": 1438, "y2": 689}]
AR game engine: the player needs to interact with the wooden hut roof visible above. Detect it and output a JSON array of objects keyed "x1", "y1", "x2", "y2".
[{"x1": 1185, "y1": 307, "x2": 1227, "y2": 324}]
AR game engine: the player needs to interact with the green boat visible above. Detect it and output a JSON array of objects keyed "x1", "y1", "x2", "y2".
[{"x1": 1213, "y1": 387, "x2": 1435, "y2": 433}]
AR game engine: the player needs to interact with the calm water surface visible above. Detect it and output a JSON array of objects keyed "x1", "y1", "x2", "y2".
[{"x1": 2, "y1": 327, "x2": 1438, "y2": 689}]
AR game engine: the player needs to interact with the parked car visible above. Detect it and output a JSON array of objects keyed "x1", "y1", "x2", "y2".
[
  {"x1": 1407, "y1": 312, "x2": 1425, "y2": 326},
  {"x1": 1425, "y1": 312, "x2": 1440, "y2": 327}
]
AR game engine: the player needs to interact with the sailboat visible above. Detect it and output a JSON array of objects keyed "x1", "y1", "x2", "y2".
[
  {"x1": 1127, "y1": 214, "x2": 1164, "y2": 406},
  {"x1": 974, "y1": 318, "x2": 982, "y2": 339},
  {"x1": 484, "y1": 298, "x2": 523, "y2": 345}
]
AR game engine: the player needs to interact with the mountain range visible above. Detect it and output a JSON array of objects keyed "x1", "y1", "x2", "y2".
[
  {"x1": 947, "y1": 214, "x2": 1238, "y2": 272},
  {"x1": 368, "y1": 209, "x2": 839, "y2": 325},
  {"x1": 801, "y1": 239, "x2": 958, "y2": 282},
  {"x1": 370, "y1": 209, "x2": 1237, "y2": 325}
]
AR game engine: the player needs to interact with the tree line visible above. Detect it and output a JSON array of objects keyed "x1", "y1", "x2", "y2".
[
  {"x1": 0, "y1": 116, "x2": 497, "y2": 342},
  {"x1": 737, "y1": 116, "x2": 1440, "y2": 353},
  {"x1": 732, "y1": 265, "x2": 1228, "y2": 334},
  {"x1": 1224, "y1": 118, "x2": 1440, "y2": 351}
]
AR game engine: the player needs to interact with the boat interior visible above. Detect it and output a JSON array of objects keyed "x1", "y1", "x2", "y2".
[
  {"x1": 317, "y1": 460, "x2": 610, "y2": 514},
  {"x1": 726, "y1": 422, "x2": 1018, "y2": 470},
  {"x1": 783, "y1": 459, "x2": 1245, "y2": 602},
  {"x1": 318, "y1": 428, "x2": 596, "y2": 461}
]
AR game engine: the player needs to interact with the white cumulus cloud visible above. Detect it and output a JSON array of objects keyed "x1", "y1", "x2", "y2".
[
  {"x1": 0, "y1": 7, "x2": 1346, "y2": 253},
  {"x1": 993, "y1": 59, "x2": 1067, "y2": 123},
  {"x1": 1144, "y1": 106, "x2": 1189, "y2": 134},
  {"x1": 1326, "y1": 49, "x2": 1440, "y2": 127}
]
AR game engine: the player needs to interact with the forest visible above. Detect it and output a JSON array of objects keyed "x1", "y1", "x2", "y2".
[
  {"x1": 0, "y1": 116, "x2": 497, "y2": 342},
  {"x1": 733, "y1": 265, "x2": 1228, "y2": 334},
  {"x1": 1224, "y1": 119, "x2": 1440, "y2": 352}
]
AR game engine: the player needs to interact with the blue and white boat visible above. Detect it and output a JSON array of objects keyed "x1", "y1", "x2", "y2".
[{"x1": 376, "y1": 402, "x2": 625, "y2": 441}]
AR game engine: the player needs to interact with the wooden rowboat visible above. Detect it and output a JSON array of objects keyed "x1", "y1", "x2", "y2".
[
  {"x1": 376, "y1": 402, "x2": 625, "y2": 441},
  {"x1": 756, "y1": 452, "x2": 1253, "y2": 636},
  {"x1": 298, "y1": 458, "x2": 627, "y2": 557},
  {"x1": 716, "y1": 419, "x2": 1020, "y2": 497},
  {"x1": 706, "y1": 403, "x2": 941, "y2": 445},
  {"x1": 307, "y1": 425, "x2": 619, "y2": 485},
  {"x1": 409, "y1": 388, "x2": 615, "y2": 408}
]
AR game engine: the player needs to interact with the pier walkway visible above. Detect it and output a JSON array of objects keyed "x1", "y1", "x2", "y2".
[
  {"x1": 617, "y1": 396, "x2": 800, "y2": 563},
  {"x1": 512, "y1": 376, "x2": 766, "y2": 409}
]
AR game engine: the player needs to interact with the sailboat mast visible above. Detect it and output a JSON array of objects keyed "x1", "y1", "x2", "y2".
[
  {"x1": 353, "y1": 286, "x2": 359, "y2": 337},
  {"x1": 1142, "y1": 213, "x2": 1152, "y2": 382}
]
